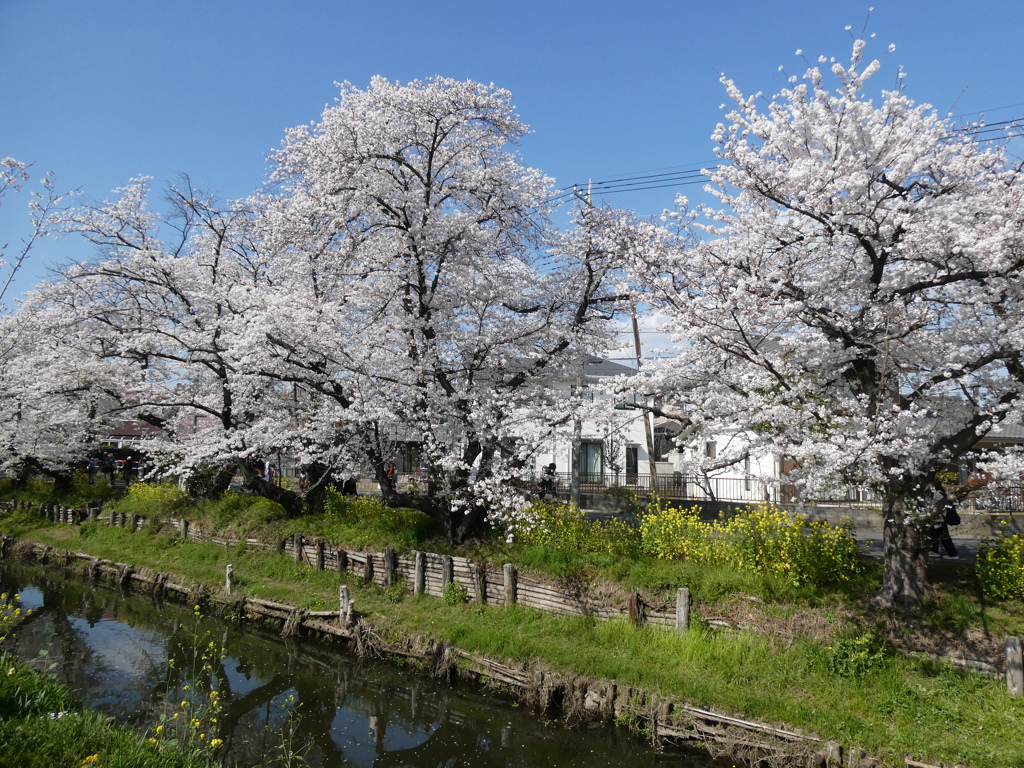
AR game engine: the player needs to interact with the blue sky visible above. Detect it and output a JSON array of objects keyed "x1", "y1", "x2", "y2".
[{"x1": 3, "y1": 0, "x2": 1023, "y2": 300}]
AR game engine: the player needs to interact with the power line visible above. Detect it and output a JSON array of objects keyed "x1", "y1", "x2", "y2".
[{"x1": 551, "y1": 115, "x2": 1024, "y2": 204}]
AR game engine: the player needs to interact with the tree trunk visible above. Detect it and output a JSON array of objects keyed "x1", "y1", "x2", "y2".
[
  {"x1": 873, "y1": 496, "x2": 931, "y2": 610},
  {"x1": 183, "y1": 464, "x2": 235, "y2": 499},
  {"x1": 51, "y1": 471, "x2": 73, "y2": 497},
  {"x1": 235, "y1": 459, "x2": 305, "y2": 517}
]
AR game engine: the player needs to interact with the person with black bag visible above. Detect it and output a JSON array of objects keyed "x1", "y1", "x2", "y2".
[{"x1": 929, "y1": 500, "x2": 961, "y2": 560}]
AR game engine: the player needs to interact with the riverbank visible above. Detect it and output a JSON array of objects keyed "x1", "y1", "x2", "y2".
[{"x1": 1, "y1": 506, "x2": 1022, "y2": 768}]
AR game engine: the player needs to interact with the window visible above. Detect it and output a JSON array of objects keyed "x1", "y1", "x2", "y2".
[
  {"x1": 614, "y1": 393, "x2": 641, "y2": 410},
  {"x1": 705, "y1": 441, "x2": 717, "y2": 459},
  {"x1": 579, "y1": 441, "x2": 603, "y2": 480}
]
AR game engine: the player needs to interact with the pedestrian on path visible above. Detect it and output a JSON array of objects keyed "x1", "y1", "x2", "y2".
[{"x1": 930, "y1": 503, "x2": 961, "y2": 560}]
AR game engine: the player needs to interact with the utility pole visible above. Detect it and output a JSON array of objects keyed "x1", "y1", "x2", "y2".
[
  {"x1": 568, "y1": 181, "x2": 594, "y2": 509},
  {"x1": 631, "y1": 309, "x2": 659, "y2": 496}
]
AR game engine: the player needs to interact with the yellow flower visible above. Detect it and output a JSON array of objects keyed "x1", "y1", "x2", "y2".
[
  {"x1": 147, "y1": 737, "x2": 157, "y2": 744},
  {"x1": 155, "y1": 725, "x2": 164, "y2": 735},
  {"x1": 82, "y1": 757, "x2": 99, "y2": 765},
  {"x1": 210, "y1": 738, "x2": 224, "y2": 749}
]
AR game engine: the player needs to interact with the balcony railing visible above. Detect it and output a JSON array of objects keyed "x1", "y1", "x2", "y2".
[{"x1": 381, "y1": 469, "x2": 1023, "y2": 512}]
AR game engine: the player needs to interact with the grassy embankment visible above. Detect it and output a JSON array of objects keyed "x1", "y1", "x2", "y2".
[
  {"x1": 0, "y1": 591, "x2": 220, "y2": 768},
  {"x1": 1, "y1": 479, "x2": 1023, "y2": 768}
]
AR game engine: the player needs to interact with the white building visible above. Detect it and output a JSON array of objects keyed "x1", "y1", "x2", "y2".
[{"x1": 532, "y1": 358, "x2": 657, "y2": 491}]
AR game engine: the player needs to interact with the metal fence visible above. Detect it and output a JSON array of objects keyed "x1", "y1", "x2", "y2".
[
  {"x1": 544, "y1": 472, "x2": 1024, "y2": 511},
  {"x1": 384, "y1": 469, "x2": 1022, "y2": 512},
  {"x1": 545, "y1": 471, "x2": 865, "y2": 504}
]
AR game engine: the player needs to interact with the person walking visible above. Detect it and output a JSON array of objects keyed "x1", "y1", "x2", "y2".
[{"x1": 929, "y1": 503, "x2": 961, "y2": 560}]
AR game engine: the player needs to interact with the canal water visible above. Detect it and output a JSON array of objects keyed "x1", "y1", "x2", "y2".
[{"x1": 1, "y1": 562, "x2": 723, "y2": 767}]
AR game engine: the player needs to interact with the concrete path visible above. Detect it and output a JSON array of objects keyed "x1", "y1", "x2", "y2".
[{"x1": 856, "y1": 533, "x2": 982, "y2": 566}]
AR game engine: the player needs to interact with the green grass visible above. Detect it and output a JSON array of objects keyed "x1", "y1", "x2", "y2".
[
  {"x1": 0, "y1": 473, "x2": 114, "y2": 510},
  {"x1": 0, "y1": 653, "x2": 217, "y2": 768},
  {"x1": 5, "y1": 508, "x2": 1024, "y2": 767}
]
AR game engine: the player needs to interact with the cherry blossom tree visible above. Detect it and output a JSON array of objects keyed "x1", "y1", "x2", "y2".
[
  {"x1": 52, "y1": 177, "x2": 348, "y2": 514},
  {"x1": 46, "y1": 78, "x2": 633, "y2": 538},
  {"x1": 261, "y1": 77, "x2": 630, "y2": 542},
  {"x1": 0, "y1": 160, "x2": 96, "y2": 489},
  {"x1": 0, "y1": 158, "x2": 65, "y2": 308},
  {"x1": 630, "y1": 41, "x2": 1024, "y2": 607},
  {"x1": 0, "y1": 301, "x2": 131, "y2": 491}
]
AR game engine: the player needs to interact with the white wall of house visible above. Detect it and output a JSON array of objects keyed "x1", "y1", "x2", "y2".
[
  {"x1": 664, "y1": 428, "x2": 782, "y2": 502},
  {"x1": 531, "y1": 359, "x2": 654, "y2": 484}
]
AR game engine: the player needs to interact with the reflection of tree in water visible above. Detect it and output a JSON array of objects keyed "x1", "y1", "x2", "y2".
[{"x1": 0, "y1": 563, "x2": 717, "y2": 768}]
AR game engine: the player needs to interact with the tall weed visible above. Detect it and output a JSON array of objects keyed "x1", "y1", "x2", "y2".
[
  {"x1": 977, "y1": 529, "x2": 1024, "y2": 600},
  {"x1": 506, "y1": 500, "x2": 640, "y2": 557},
  {"x1": 640, "y1": 501, "x2": 862, "y2": 587}
]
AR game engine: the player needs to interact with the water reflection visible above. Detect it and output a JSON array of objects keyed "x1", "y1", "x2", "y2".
[{"x1": 1, "y1": 563, "x2": 721, "y2": 767}]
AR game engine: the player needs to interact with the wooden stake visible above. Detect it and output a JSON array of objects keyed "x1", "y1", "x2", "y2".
[
  {"x1": 503, "y1": 563, "x2": 517, "y2": 607},
  {"x1": 1008, "y1": 636, "x2": 1023, "y2": 696},
  {"x1": 472, "y1": 562, "x2": 486, "y2": 604},
  {"x1": 383, "y1": 547, "x2": 395, "y2": 587},
  {"x1": 363, "y1": 552, "x2": 374, "y2": 585},
  {"x1": 441, "y1": 555, "x2": 453, "y2": 591},
  {"x1": 676, "y1": 588, "x2": 690, "y2": 634},
  {"x1": 339, "y1": 585, "x2": 352, "y2": 627},
  {"x1": 414, "y1": 551, "x2": 425, "y2": 595},
  {"x1": 225, "y1": 564, "x2": 234, "y2": 595}
]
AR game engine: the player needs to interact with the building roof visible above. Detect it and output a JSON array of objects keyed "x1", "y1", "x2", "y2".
[{"x1": 583, "y1": 357, "x2": 638, "y2": 378}]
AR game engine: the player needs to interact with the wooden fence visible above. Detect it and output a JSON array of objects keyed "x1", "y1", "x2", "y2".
[{"x1": 2, "y1": 498, "x2": 1021, "y2": 698}]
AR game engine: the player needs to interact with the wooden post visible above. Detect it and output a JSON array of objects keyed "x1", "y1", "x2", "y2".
[
  {"x1": 225, "y1": 564, "x2": 234, "y2": 595},
  {"x1": 130, "y1": 514, "x2": 139, "y2": 532},
  {"x1": 676, "y1": 588, "x2": 690, "y2": 634},
  {"x1": 1008, "y1": 636, "x2": 1024, "y2": 696},
  {"x1": 339, "y1": 585, "x2": 352, "y2": 627},
  {"x1": 628, "y1": 588, "x2": 646, "y2": 627},
  {"x1": 315, "y1": 540, "x2": 325, "y2": 572},
  {"x1": 503, "y1": 563, "x2": 517, "y2": 607},
  {"x1": 88, "y1": 505, "x2": 99, "y2": 523},
  {"x1": 363, "y1": 552, "x2": 374, "y2": 585},
  {"x1": 336, "y1": 548, "x2": 348, "y2": 574},
  {"x1": 472, "y1": 562, "x2": 486, "y2": 604},
  {"x1": 383, "y1": 547, "x2": 395, "y2": 587},
  {"x1": 179, "y1": 519, "x2": 189, "y2": 539},
  {"x1": 414, "y1": 551, "x2": 425, "y2": 595},
  {"x1": 292, "y1": 532, "x2": 303, "y2": 563},
  {"x1": 441, "y1": 555, "x2": 454, "y2": 591},
  {"x1": 108, "y1": 508, "x2": 116, "y2": 527},
  {"x1": 119, "y1": 512, "x2": 127, "y2": 528}
]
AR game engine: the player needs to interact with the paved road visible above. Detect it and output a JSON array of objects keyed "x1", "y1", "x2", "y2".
[{"x1": 855, "y1": 533, "x2": 982, "y2": 565}]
